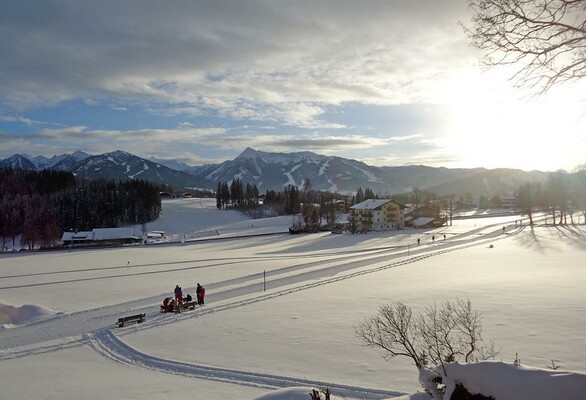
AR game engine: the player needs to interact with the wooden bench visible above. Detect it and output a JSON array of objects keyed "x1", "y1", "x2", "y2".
[
  {"x1": 117, "y1": 313, "x2": 145, "y2": 327},
  {"x1": 174, "y1": 301, "x2": 196, "y2": 313}
]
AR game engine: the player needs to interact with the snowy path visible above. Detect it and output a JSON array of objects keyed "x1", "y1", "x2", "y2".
[{"x1": 87, "y1": 328, "x2": 405, "y2": 399}]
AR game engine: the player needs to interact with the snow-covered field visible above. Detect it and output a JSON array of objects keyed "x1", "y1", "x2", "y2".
[{"x1": 0, "y1": 198, "x2": 584, "y2": 399}]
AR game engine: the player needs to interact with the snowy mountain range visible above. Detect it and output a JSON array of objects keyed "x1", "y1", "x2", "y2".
[
  {"x1": 0, "y1": 150, "x2": 213, "y2": 189},
  {"x1": 182, "y1": 147, "x2": 553, "y2": 196},
  {"x1": 0, "y1": 147, "x2": 564, "y2": 195}
]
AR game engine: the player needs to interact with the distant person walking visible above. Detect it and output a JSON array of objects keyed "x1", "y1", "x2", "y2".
[
  {"x1": 200, "y1": 285, "x2": 206, "y2": 305},
  {"x1": 174, "y1": 285, "x2": 183, "y2": 305},
  {"x1": 417, "y1": 238, "x2": 420, "y2": 246},
  {"x1": 432, "y1": 235, "x2": 435, "y2": 242}
]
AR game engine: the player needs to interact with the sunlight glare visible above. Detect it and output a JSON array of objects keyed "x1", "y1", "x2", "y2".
[{"x1": 439, "y1": 68, "x2": 585, "y2": 171}]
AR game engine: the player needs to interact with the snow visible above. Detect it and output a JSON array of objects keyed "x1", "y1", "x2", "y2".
[
  {"x1": 0, "y1": 303, "x2": 55, "y2": 327},
  {"x1": 283, "y1": 171, "x2": 298, "y2": 187},
  {"x1": 351, "y1": 198, "x2": 393, "y2": 209},
  {"x1": 440, "y1": 361, "x2": 586, "y2": 400},
  {"x1": 412, "y1": 217, "x2": 435, "y2": 227},
  {"x1": 254, "y1": 387, "x2": 345, "y2": 400},
  {"x1": 0, "y1": 197, "x2": 585, "y2": 399},
  {"x1": 92, "y1": 227, "x2": 138, "y2": 240},
  {"x1": 353, "y1": 164, "x2": 382, "y2": 183}
]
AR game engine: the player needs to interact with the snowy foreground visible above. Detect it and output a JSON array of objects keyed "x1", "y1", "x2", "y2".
[{"x1": 1, "y1": 198, "x2": 585, "y2": 399}]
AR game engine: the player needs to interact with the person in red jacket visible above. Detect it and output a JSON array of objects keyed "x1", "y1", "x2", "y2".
[
  {"x1": 200, "y1": 286, "x2": 205, "y2": 305},
  {"x1": 162, "y1": 296, "x2": 172, "y2": 312}
]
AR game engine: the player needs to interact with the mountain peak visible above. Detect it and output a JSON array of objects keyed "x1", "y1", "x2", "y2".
[
  {"x1": 72, "y1": 150, "x2": 90, "y2": 159},
  {"x1": 236, "y1": 147, "x2": 259, "y2": 160},
  {"x1": 106, "y1": 150, "x2": 133, "y2": 157},
  {"x1": 0, "y1": 154, "x2": 37, "y2": 170}
]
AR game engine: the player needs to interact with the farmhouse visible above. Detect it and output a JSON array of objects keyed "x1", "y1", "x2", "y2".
[
  {"x1": 350, "y1": 199, "x2": 405, "y2": 232},
  {"x1": 62, "y1": 228, "x2": 141, "y2": 247},
  {"x1": 489, "y1": 194, "x2": 518, "y2": 208},
  {"x1": 412, "y1": 217, "x2": 439, "y2": 228}
]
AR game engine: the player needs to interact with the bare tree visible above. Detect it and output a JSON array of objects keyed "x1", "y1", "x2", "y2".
[
  {"x1": 463, "y1": 0, "x2": 586, "y2": 94},
  {"x1": 517, "y1": 181, "x2": 542, "y2": 225},
  {"x1": 356, "y1": 301, "x2": 425, "y2": 368},
  {"x1": 355, "y1": 299, "x2": 497, "y2": 374}
]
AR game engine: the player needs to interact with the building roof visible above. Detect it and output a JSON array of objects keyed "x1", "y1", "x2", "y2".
[
  {"x1": 412, "y1": 217, "x2": 436, "y2": 227},
  {"x1": 61, "y1": 227, "x2": 139, "y2": 241},
  {"x1": 92, "y1": 228, "x2": 138, "y2": 240},
  {"x1": 61, "y1": 231, "x2": 92, "y2": 241},
  {"x1": 351, "y1": 198, "x2": 403, "y2": 210},
  {"x1": 499, "y1": 194, "x2": 517, "y2": 201}
]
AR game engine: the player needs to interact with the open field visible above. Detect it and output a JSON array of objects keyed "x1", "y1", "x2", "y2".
[{"x1": 1, "y1": 198, "x2": 584, "y2": 399}]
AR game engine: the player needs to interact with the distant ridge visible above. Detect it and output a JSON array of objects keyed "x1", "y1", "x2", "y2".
[
  {"x1": 0, "y1": 148, "x2": 574, "y2": 196},
  {"x1": 70, "y1": 150, "x2": 215, "y2": 189}
]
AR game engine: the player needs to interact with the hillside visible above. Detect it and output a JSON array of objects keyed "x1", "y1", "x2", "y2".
[{"x1": 0, "y1": 148, "x2": 577, "y2": 197}]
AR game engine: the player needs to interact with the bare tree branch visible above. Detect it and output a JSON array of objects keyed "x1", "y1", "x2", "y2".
[
  {"x1": 355, "y1": 299, "x2": 498, "y2": 377},
  {"x1": 462, "y1": 0, "x2": 586, "y2": 94}
]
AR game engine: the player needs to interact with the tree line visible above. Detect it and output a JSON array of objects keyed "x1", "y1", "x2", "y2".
[
  {"x1": 216, "y1": 179, "x2": 261, "y2": 209},
  {"x1": 515, "y1": 170, "x2": 586, "y2": 226},
  {"x1": 0, "y1": 168, "x2": 162, "y2": 250},
  {"x1": 216, "y1": 169, "x2": 586, "y2": 230},
  {"x1": 216, "y1": 178, "x2": 350, "y2": 231}
]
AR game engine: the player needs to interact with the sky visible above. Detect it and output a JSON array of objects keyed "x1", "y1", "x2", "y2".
[
  {"x1": 0, "y1": 198, "x2": 585, "y2": 399},
  {"x1": 0, "y1": 0, "x2": 584, "y2": 172}
]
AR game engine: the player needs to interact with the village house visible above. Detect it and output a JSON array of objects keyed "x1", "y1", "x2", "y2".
[
  {"x1": 488, "y1": 194, "x2": 518, "y2": 209},
  {"x1": 350, "y1": 198, "x2": 406, "y2": 232}
]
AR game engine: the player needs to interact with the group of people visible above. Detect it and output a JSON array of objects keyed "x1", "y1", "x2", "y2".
[
  {"x1": 175, "y1": 283, "x2": 206, "y2": 305},
  {"x1": 161, "y1": 283, "x2": 206, "y2": 312}
]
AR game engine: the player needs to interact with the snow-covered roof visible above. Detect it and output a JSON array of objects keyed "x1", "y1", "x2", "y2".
[
  {"x1": 92, "y1": 228, "x2": 137, "y2": 240},
  {"x1": 412, "y1": 217, "x2": 435, "y2": 227},
  {"x1": 62, "y1": 228, "x2": 138, "y2": 241},
  {"x1": 61, "y1": 231, "x2": 92, "y2": 241},
  {"x1": 350, "y1": 199, "x2": 393, "y2": 210}
]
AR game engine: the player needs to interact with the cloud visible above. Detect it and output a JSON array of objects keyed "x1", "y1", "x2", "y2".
[
  {"x1": 2, "y1": 1, "x2": 582, "y2": 171},
  {"x1": 1, "y1": 115, "x2": 64, "y2": 127},
  {"x1": 0, "y1": 1, "x2": 471, "y2": 118}
]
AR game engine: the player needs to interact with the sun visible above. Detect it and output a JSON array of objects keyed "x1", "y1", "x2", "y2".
[{"x1": 437, "y1": 67, "x2": 585, "y2": 171}]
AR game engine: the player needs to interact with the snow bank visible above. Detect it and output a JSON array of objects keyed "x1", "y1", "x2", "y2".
[
  {"x1": 0, "y1": 302, "x2": 55, "y2": 328},
  {"x1": 441, "y1": 361, "x2": 586, "y2": 400},
  {"x1": 253, "y1": 386, "x2": 344, "y2": 400}
]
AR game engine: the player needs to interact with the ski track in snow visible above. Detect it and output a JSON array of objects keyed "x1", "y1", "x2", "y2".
[
  {"x1": 0, "y1": 221, "x2": 524, "y2": 395},
  {"x1": 87, "y1": 328, "x2": 404, "y2": 399}
]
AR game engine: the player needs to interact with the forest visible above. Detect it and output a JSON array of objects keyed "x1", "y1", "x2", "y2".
[{"x1": 0, "y1": 169, "x2": 162, "y2": 251}]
